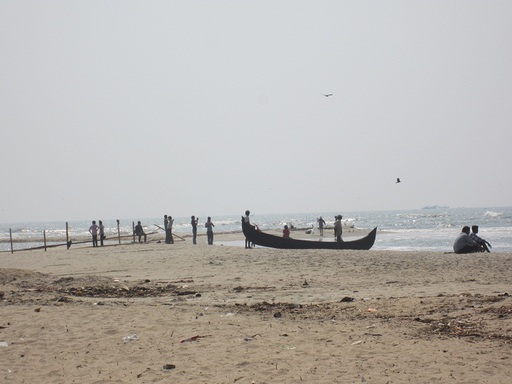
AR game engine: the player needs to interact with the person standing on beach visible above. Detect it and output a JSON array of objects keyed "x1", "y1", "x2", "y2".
[
  {"x1": 244, "y1": 210, "x2": 252, "y2": 249},
  {"x1": 89, "y1": 220, "x2": 99, "y2": 247},
  {"x1": 317, "y1": 216, "x2": 326, "y2": 236},
  {"x1": 167, "y1": 215, "x2": 174, "y2": 244},
  {"x1": 205, "y1": 217, "x2": 214, "y2": 245},
  {"x1": 98, "y1": 220, "x2": 105, "y2": 246},
  {"x1": 470, "y1": 225, "x2": 492, "y2": 252},
  {"x1": 134, "y1": 221, "x2": 147, "y2": 243},
  {"x1": 191, "y1": 215, "x2": 199, "y2": 244},
  {"x1": 453, "y1": 226, "x2": 481, "y2": 254},
  {"x1": 164, "y1": 215, "x2": 170, "y2": 244},
  {"x1": 334, "y1": 215, "x2": 343, "y2": 245}
]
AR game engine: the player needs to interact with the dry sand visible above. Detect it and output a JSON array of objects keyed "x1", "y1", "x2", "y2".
[{"x1": 0, "y1": 230, "x2": 511, "y2": 383}]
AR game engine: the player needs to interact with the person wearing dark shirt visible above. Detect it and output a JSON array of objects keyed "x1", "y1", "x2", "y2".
[
  {"x1": 244, "y1": 210, "x2": 252, "y2": 249},
  {"x1": 191, "y1": 215, "x2": 199, "y2": 244},
  {"x1": 134, "y1": 221, "x2": 147, "y2": 243},
  {"x1": 334, "y1": 215, "x2": 343, "y2": 245},
  {"x1": 317, "y1": 216, "x2": 326, "y2": 236},
  {"x1": 164, "y1": 215, "x2": 170, "y2": 244},
  {"x1": 470, "y1": 225, "x2": 491, "y2": 252},
  {"x1": 205, "y1": 217, "x2": 214, "y2": 245},
  {"x1": 98, "y1": 220, "x2": 105, "y2": 246}
]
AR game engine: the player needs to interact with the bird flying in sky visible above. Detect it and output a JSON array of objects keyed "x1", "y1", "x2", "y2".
[
  {"x1": 396, "y1": 178, "x2": 401, "y2": 184},
  {"x1": 323, "y1": 93, "x2": 333, "y2": 97}
]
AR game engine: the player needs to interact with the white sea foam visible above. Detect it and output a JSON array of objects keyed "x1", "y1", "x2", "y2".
[{"x1": 484, "y1": 210, "x2": 502, "y2": 217}]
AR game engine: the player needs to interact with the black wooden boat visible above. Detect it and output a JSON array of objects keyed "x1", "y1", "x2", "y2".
[{"x1": 242, "y1": 218, "x2": 377, "y2": 250}]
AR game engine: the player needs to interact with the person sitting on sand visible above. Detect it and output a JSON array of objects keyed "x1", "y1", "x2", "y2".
[
  {"x1": 283, "y1": 225, "x2": 290, "y2": 238},
  {"x1": 470, "y1": 225, "x2": 491, "y2": 252},
  {"x1": 453, "y1": 226, "x2": 481, "y2": 254},
  {"x1": 134, "y1": 221, "x2": 147, "y2": 243}
]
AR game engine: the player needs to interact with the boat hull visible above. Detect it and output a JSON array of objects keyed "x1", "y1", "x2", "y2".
[{"x1": 242, "y1": 218, "x2": 377, "y2": 250}]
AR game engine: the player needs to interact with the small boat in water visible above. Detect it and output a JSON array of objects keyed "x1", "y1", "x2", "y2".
[{"x1": 242, "y1": 218, "x2": 377, "y2": 250}]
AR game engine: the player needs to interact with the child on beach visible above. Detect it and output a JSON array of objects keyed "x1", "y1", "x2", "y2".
[{"x1": 283, "y1": 225, "x2": 290, "y2": 238}]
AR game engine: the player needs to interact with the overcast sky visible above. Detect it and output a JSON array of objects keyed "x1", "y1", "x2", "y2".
[{"x1": 1, "y1": 1, "x2": 511, "y2": 223}]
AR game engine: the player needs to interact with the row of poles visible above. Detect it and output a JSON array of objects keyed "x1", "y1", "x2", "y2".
[{"x1": 6, "y1": 220, "x2": 142, "y2": 254}]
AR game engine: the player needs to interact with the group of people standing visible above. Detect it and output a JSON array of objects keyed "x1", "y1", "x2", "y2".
[
  {"x1": 314, "y1": 215, "x2": 343, "y2": 244},
  {"x1": 280, "y1": 214, "x2": 344, "y2": 245},
  {"x1": 164, "y1": 214, "x2": 215, "y2": 245},
  {"x1": 453, "y1": 225, "x2": 492, "y2": 254},
  {"x1": 88, "y1": 220, "x2": 106, "y2": 247},
  {"x1": 163, "y1": 215, "x2": 174, "y2": 244},
  {"x1": 87, "y1": 215, "x2": 217, "y2": 247}
]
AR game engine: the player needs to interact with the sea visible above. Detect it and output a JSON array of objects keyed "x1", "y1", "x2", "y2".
[{"x1": 1, "y1": 207, "x2": 511, "y2": 253}]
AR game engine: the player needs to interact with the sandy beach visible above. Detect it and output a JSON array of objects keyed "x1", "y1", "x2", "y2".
[{"x1": 1, "y1": 230, "x2": 511, "y2": 383}]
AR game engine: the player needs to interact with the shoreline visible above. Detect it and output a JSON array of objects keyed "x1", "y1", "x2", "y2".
[{"x1": 0, "y1": 227, "x2": 377, "y2": 250}]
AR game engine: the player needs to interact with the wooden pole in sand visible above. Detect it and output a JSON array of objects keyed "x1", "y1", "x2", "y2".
[
  {"x1": 43, "y1": 230, "x2": 47, "y2": 252},
  {"x1": 116, "y1": 220, "x2": 121, "y2": 244},
  {"x1": 132, "y1": 221, "x2": 135, "y2": 243},
  {"x1": 66, "y1": 222, "x2": 70, "y2": 249},
  {"x1": 9, "y1": 228, "x2": 13, "y2": 254}
]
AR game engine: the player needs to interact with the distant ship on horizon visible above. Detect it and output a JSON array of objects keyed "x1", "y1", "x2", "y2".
[{"x1": 422, "y1": 205, "x2": 450, "y2": 210}]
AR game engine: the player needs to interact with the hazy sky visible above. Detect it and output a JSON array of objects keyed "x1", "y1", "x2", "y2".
[{"x1": 1, "y1": 1, "x2": 511, "y2": 223}]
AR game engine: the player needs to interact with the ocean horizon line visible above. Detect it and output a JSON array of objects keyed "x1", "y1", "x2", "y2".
[{"x1": 1, "y1": 205, "x2": 510, "y2": 226}]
